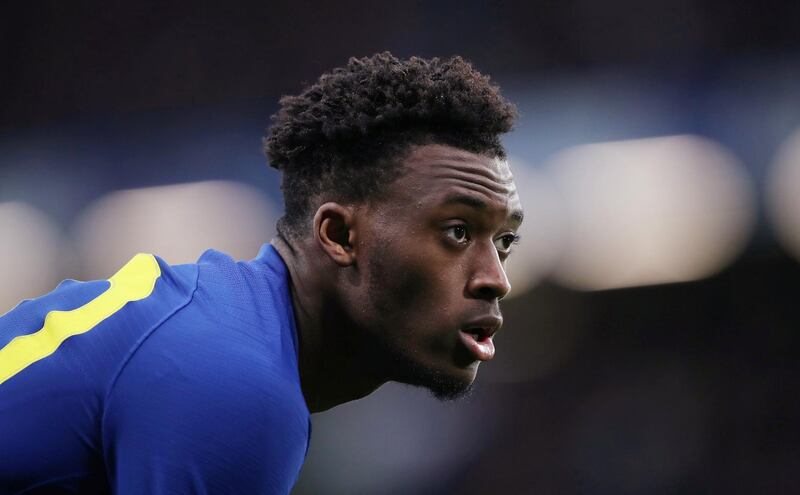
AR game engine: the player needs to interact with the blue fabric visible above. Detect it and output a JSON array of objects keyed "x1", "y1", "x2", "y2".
[{"x1": 0, "y1": 245, "x2": 310, "y2": 494}]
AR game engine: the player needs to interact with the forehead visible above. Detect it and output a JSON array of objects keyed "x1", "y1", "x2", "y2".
[{"x1": 391, "y1": 144, "x2": 521, "y2": 214}]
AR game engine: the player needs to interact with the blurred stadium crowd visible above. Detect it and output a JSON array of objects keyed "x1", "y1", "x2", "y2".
[{"x1": 2, "y1": 1, "x2": 799, "y2": 493}]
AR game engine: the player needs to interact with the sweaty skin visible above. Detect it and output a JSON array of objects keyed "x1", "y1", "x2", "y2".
[{"x1": 273, "y1": 143, "x2": 524, "y2": 412}]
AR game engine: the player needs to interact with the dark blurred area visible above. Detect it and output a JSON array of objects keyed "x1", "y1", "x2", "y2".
[
  {"x1": 3, "y1": 0, "x2": 800, "y2": 130},
  {"x1": 2, "y1": 1, "x2": 799, "y2": 493}
]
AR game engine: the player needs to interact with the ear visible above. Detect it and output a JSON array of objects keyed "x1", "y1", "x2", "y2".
[{"x1": 313, "y1": 202, "x2": 357, "y2": 267}]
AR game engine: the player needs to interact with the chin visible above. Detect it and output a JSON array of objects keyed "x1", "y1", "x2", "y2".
[
  {"x1": 427, "y1": 375, "x2": 475, "y2": 401},
  {"x1": 400, "y1": 359, "x2": 479, "y2": 402}
]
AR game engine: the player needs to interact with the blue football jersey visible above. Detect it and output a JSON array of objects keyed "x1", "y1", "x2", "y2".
[{"x1": 0, "y1": 244, "x2": 310, "y2": 494}]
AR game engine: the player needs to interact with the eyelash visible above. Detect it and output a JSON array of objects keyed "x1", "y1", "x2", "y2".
[
  {"x1": 444, "y1": 224, "x2": 521, "y2": 254},
  {"x1": 497, "y1": 233, "x2": 522, "y2": 252}
]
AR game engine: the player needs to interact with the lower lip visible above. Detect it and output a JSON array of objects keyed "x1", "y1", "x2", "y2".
[{"x1": 458, "y1": 330, "x2": 496, "y2": 361}]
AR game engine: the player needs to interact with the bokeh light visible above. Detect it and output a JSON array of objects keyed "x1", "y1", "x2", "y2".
[
  {"x1": 544, "y1": 135, "x2": 755, "y2": 291},
  {"x1": 504, "y1": 159, "x2": 563, "y2": 298},
  {"x1": 72, "y1": 180, "x2": 279, "y2": 279},
  {"x1": 0, "y1": 202, "x2": 65, "y2": 315},
  {"x1": 766, "y1": 129, "x2": 800, "y2": 262}
]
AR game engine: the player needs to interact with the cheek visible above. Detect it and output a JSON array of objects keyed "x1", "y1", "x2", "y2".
[
  {"x1": 368, "y1": 256, "x2": 429, "y2": 315},
  {"x1": 367, "y1": 250, "x2": 462, "y2": 323}
]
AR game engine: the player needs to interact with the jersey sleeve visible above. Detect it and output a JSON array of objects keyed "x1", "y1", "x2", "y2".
[
  {"x1": 0, "y1": 253, "x2": 198, "y2": 493},
  {"x1": 0, "y1": 278, "x2": 112, "y2": 493}
]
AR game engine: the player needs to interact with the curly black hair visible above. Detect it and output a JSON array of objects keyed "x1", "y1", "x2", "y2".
[{"x1": 264, "y1": 52, "x2": 517, "y2": 239}]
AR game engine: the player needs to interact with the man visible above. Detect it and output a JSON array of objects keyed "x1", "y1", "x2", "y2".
[{"x1": 0, "y1": 52, "x2": 523, "y2": 494}]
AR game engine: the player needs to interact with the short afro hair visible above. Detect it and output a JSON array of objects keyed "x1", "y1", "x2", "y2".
[{"x1": 264, "y1": 52, "x2": 516, "y2": 239}]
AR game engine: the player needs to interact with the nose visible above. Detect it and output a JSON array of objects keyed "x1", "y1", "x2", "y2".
[{"x1": 467, "y1": 244, "x2": 512, "y2": 300}]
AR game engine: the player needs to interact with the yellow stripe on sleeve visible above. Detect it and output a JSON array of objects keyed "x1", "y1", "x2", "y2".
[{"x1": 0, "y1": 253, "x2": 161, "y2": 386}]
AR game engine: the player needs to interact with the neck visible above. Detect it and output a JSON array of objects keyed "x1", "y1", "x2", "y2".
[{"x1": 271, "y1": 234, "x2": 386, "y2": 413}]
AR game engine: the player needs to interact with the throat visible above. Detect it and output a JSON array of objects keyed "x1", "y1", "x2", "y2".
[{"x1": 296, "y1": 305, "x2": 388, "y2": 413}]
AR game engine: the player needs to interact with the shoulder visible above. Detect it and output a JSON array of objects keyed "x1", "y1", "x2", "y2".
[
  {"x1": 186, "y1": 246, "x2": 300, "y2": 363},
  {"x1": 104, "y1": 246, "x2": 306, "y2": 432},
  {"x1": 105, "y1": 249, "x2": 302, "y2": 409},
  {"x1": 0, "y1": 253, "x2": 201, "y2": 491},
  {"x1": 102, "y1": 277, "x2": 310, "y2": 494},
  {"x1": 0, "y1": 253, "x2": 198, "y2": 389}
]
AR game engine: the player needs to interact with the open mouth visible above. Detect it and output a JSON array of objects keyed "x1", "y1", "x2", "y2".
[
  {"x1": 464, "y1": 327, "x2": 490, "y2": 342},
  {"x1": 458, "y1": 328, "x2": 496, "y2": 361}
]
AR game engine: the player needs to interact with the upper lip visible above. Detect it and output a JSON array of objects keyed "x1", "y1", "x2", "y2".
[{"x1": 461, "y1": 315, "x2": 503, "y2": 339}]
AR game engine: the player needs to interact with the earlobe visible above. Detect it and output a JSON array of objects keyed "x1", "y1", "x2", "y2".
[{"x1": 314, "y1": 203, "x2": 357, "y2": 267}]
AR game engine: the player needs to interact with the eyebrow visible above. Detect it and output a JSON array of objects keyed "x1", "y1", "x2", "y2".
[{"x1": 441, "y1": 193, "x2": 524, "y2": 225}]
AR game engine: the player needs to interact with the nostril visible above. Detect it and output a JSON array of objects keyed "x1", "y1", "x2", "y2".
[{"x1": 476, "y1": 285, "x2": 504, "y2": 300}]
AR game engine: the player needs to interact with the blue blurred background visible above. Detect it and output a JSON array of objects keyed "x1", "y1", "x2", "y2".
[{"x1": 2, "y1": 1, "x2": 800, "y2": 493}]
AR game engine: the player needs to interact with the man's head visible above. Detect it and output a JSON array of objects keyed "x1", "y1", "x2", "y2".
[{"x1": 265, "y1": 53, "x2": 522, "y2": 400}]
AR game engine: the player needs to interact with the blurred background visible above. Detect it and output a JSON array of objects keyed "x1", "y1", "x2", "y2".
[{"x1": 2, "y1": 1, "x2": 800, "y2": 493}]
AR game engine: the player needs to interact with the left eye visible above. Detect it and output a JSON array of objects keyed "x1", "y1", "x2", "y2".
[{"x1": 494, "y1": 233, "x2": 520, "y2": 254}]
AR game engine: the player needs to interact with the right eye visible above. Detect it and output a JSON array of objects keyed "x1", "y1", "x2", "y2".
[{"x1": 445, "y1": 224, "x2": 470, "y2": 245}]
